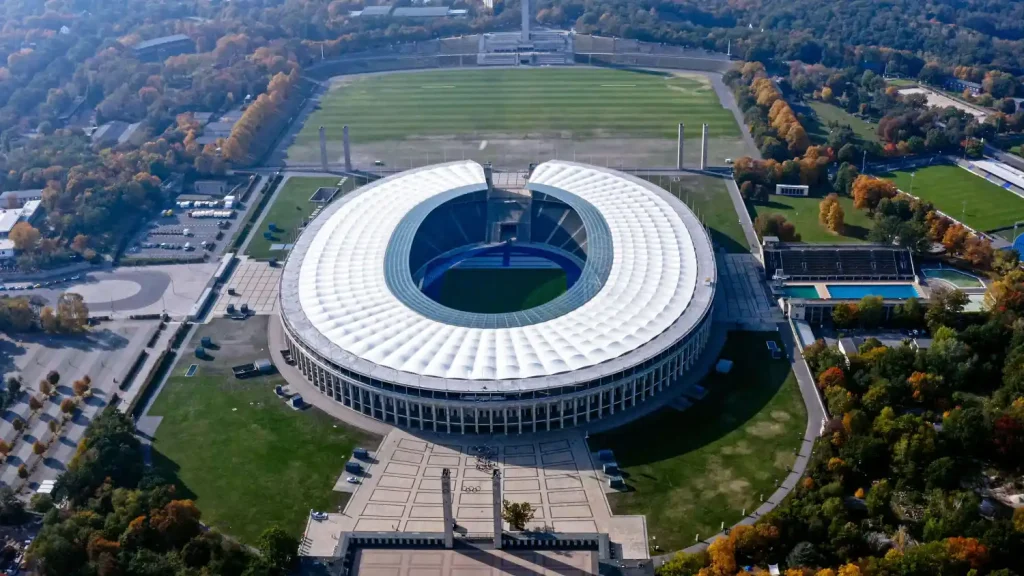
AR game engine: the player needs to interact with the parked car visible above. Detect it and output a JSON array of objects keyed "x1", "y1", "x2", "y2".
[
  {"x1": 345, "y1": 477, "x2": 359, "y2": 484},
  {"x1": 310, "y1": 511, "x2": 328, "y2": 521}
]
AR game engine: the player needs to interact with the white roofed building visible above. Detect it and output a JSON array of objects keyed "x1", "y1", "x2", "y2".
[{"x1": 279, "y1": 160, "x2": 717, "y2": 433}]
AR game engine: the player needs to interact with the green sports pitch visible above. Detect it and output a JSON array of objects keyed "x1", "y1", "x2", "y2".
[
  {"x1": 881, "y1": 164, "x2": 1024, "y2": 232},
  {"x1": 296, "y1": 68, "x2": 740, "y2": 144},
  {"x1": 436, "y1": 268, "x2": 567, "y2": 314}
]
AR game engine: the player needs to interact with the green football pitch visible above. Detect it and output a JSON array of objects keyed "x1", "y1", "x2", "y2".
[
  {"x1": 437, "y1": 268, "x2": 567, "y2": 313},
  {"x1": 881, "y1": 164, "x2": 1024, "y2": 232},
  {"x1": 297, "y1": 68, "x2": 739, "y2": 144}
]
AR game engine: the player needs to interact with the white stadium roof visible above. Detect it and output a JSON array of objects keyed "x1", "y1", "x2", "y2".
[{"x1": 281, "y1": 160, "x2": 714, "y2": 389}]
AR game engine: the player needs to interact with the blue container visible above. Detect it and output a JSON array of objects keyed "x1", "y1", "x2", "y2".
[
  {"x1": 354, "y1": 448, "x2": 370, "y2": 460},
  {"x1": 291, "y1": 395, "x2": 303, "y2": 408},
  {"x1": 345, "y1": 462, "x2": 362, "y2": 473},
  {"x1": 597, "y1": 449, "x2": 615, "y2": 462}
]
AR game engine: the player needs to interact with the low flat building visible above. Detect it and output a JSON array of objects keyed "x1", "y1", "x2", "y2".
[
  {"x1": 0, "y1": 200, "x2": 42, "y2": 239},
  {"x1": 133, "y1": 34, "x2": 195, "y2": 62},
  {"x1": 0, "y1": 189, "x2": 43, "y2": 209}
]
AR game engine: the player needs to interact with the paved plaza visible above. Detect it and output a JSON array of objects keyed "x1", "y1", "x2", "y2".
[
  {"x1": 211, "y1": 257, "x2": 282, "y2": 316},
  {"x1": 353, "y1": 548, "x2": 598, "y2": 576},
  {"x1": 303, "y1": 428, "x2": 647, "y2": 560},
  {"x1": 717, "y1": 254, "x2": 783, "y2": 329},
  {"x1": 0, "y1": 320, "x2": 158, "y2": 491}
]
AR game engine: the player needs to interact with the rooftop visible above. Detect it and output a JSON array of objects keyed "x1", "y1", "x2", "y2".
[
  {"x1": 282, "y1": 160, "x2": 714, "y2": 387},
  {"x1": 392, "y1": 6, "x2": 451, "y2": 16},
  {"x1": 132, "y1": 33, "x2": 192, "y2": 52}
]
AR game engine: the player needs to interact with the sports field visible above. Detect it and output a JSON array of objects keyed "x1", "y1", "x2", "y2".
[
  {"x1": 246, "y1": 175, "x2": 362, "y2": 260},
  {"x1": 803, "y1": 101, "x2": 880, "y2": 145},
  {"x1": 437, "y1": 268, "x2": 567, "y2": 313},
  {"x1": 592, "y1": 331, "x2": 805, "y2": 552},
  {"x1": 881, "y1": 164, "x2": 1024, "y2": 232},
  {"x1": 149, "y1": 317, "x2": 381, "y2": 544},
  {"x1": 289, "y1": 68, "x2": 745, "y2": 168},
  {"x1": 746, "y1": 194, "x2": 874, "y2": 244}
]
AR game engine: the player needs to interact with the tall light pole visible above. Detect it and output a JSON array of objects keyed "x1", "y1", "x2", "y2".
[{"x1": 909, "y1": 172, "x2": 915, "y2": 197}]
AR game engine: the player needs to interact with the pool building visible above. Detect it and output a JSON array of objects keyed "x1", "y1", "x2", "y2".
[{"x1": 762, "y1": 239, "x2": 928, "y2": 323}]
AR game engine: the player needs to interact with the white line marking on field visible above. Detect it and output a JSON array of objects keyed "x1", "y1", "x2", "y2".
[
  {"x1": 478, "y1": 140, "x2": 488, "y2": 151},
  {"x1": 600, "y1": 84, "x2": 636, "y2": 87},
  {"x1": 421, "y1": 85, "x2": 456, "y2": 88}
]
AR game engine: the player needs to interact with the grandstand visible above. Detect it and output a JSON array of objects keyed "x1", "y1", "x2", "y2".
[
  {"x1": 971, "y1": 159, "x2": 1024, "y2": 198},
  {"x1": 762, "y1": 239, "x2": 916, "y2": 282}
]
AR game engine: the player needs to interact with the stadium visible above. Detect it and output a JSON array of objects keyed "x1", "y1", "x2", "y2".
[{"x1": 279, "y1": 160, "x2": 716, "y2": 433}]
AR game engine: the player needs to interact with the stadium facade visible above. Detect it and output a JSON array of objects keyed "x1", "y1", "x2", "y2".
[{"x1": 279, "y1": 160, "x2": 716, "y2": 433}]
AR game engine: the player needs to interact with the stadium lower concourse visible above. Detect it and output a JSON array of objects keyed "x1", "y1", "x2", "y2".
[{"x1": 279, "y1": 160, "x2": 716, "y2": 433}]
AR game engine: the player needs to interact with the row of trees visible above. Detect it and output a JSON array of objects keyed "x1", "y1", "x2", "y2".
[
  {"x1": 31, "y1": 410, "x2": 299, "y2": 575},
  {"x1": 729, "y1": 63, "x2": 811, "y2": 162},
  {"x1": 0, "y1": 293, "x2": 89, "y2": 334},
  {"x1": 222, "y1": 69, "x2": 301, "y2": 164}
]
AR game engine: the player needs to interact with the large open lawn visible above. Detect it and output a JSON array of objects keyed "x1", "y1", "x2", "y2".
[
  {"x1": 246, "y1": 175, "x2": 361, "y2": 260},
  {"x1": 149, "y1": 317, "x2": 381, "y2": 545},
  {"x1": 644, "y1": 175, "x2": 748, "y2": 253},
  {"x1": 801, "y1": 101, "x2": 880, "y2": 145},
  {"x1": 299, "y1": 68, "x2": 739, "y2": 144},
  {"x1": 747, "y1": 194, "x2": 875, "y2": 243},
  {"x1": 880, "y1": 164, "x2": 1024, "y2": 232},
  {"x1": 437, "y1": 268, "x2": 566, "y2": 313},
  {"x1": 592, "y1": 332, "x2": 805, "y2": 552}
]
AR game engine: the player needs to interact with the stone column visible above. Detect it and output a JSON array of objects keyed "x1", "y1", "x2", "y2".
[
  {"x1": 700, "y1": 123, "x2": 709, "y2": 170},
  {"x1": 442, "y1": 468, "x2": 454, "y2": 548},
  {"x1": 342, "y1": 125, "x2": 352, "y2": 172},
  {"x1": 676, "y1": 123, "x2": 684, "y2": 170},
  {"x1": 492, "y1": 469, "x2": 503, "y2": 549},
  {"x1": 318, "y1": 126, "x2": 328, "y2": 172},
  {"x1": 521, "y1": 0, "x2": 530, "y2": 42}
]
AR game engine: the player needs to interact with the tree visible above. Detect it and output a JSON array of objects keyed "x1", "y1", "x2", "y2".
[
  {"x1": 39, "y1": 379, "x2": 52, "y2": 396},
  {"x1": 857, "y1": 295, "x2": 884, "y2": 327},
  {"x1": 17, "y1": 465, "x2": 27, "y2": 478},
  {"x1": 754, "y1": 213, "x2": 800, "y2": 241},
  {"x1": 8, "y1": 221, "x2": 40, "y2": 251},
  {"x1": 658, "y1": 551, "x2": 706, "y2": 576},
  {"x1": 33, "y1": 440, "x2": 45, "y2": 455},
  {"x1": 852, "y1": 176, "x2": 898, "y2": 212},
  {"x1": 0, "y1": 440, "x2": 10, "y2": 456},
  {"x1": 55, "y1": 293, "x2": 89, "y2": 333},
  {"x1": 46, "y1": 371, "x2": 59, "y2": 386},
  {"x1": 821, "y1": 86, "x2": 834, "y2": 102},
  {"x1": 834, "y1": 162, "x2": 859, "y2": 195},
  {"x1": 832, "y1": 302, "x2": 858, "y2": 327},
  {"x1": 28, "y1": 395, "x2": 42, "y2": 411},
  {"x1": 257, "y1": 526, "x2": 298, "y2": 572},
  {"x1": 39, "y1": 307, "x2": 58, "y2": 333},
  {"x1": 59, "y1": 398, "x2": 75, "y2": 414},
  {"x1": 72, "y1": 379, "x2": 90, "y2": 397},
  {"x1": 12, "y1": 419, "x2": 23, "y2": 432},
  {"x1": 818, "y1": 366, "x2": 846, "y2": 390},
  {"x1": 501, "y1": 499, "x2": 535, "y2": 530},
  {"x1": 926, "y1": 287, "x2": 969, "y2": 331}
]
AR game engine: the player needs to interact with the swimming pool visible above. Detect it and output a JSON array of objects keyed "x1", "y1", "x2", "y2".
[
  {"x1": 922, "y1": 268, "x2": 983, "y2": 288},
  {"x1": 826, "y1": 284, "x2": 919, "y2": 299},
  {"x1": 782, "y1": 286, "x2": 821, "y2": 299}
]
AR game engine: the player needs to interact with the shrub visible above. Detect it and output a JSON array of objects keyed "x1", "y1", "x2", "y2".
[
  {"x1": 46, "y1": 370, "x2": 59, "y2": 386},
  {"x1": 29, "y1": 493, "x2": 53, "y2": 513},
  {"x1": 12, "y1": 419, "x2": 24, "y2": 432},
  {"x1": 72, "y1": 379, "x2": 90, "y2": 397},
  {"x1": 28, "y1": 396, "x2": 42, "y2": 411},
  {"x1": 32, "y1": 441, "x2": 45, "y2": 455},
  {"x1": 0, "y1": 440, "x2": 10, "y2": 455},
  {"x1": 39, "y1": 380, "x2": 52, "y2": 396},
  {"x1": 59, "y1": 398, "x2": 76, "y2": 414},
  {"x1": 17, "y1": 465, "x2": 27, "y2": 478}
]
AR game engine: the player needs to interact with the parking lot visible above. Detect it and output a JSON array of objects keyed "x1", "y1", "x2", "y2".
[{"x1": 123, "y1": 208, "x2": 235, "y2": 260}]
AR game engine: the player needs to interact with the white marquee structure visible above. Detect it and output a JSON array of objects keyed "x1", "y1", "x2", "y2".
[{"x1": 279, "y1": 160, "x2": 716, "y2": 433}]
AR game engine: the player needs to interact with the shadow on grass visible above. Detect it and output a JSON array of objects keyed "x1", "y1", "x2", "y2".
[
  {"x1": 709, "y1": 228, "x2": 747, "y2": 254},
  {"x1": 591, "y1": 332, "x2": 792, "y2": 469},
  {"x1": 149, "y1": 445, "x2": 198, "y2": 502},
  {"x1": 842, "y1": 223, "x2": 870, "y2": 240}
]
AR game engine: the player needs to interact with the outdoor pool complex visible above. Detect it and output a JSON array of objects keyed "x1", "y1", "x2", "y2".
[
  {"x1": 922, "y1": 268, "x2": 983, "y2": 288},
  {"x1": 825, "y1": 284, "x2": 920, "y2": 299}
]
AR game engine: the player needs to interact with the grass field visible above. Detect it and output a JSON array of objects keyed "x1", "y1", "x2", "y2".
[
  {"x1": 299, "y1": 68, "x2": 740, "y2": 144},
  {"x1": 149, "y1": 317, "x2": 380, "y2": 545},
  {"x1": 880, "y1": 164, "x2": 1024, "y2": 232},
  {"x1": 747, "y1": 194, "x2": 874, "y2": 243},
  {"x1": 802, "y1": 101, "x2": 880, "y2": 145},
  {"x1": 437, "y1": 268, "x2": 567, "y2": 313},
  {"x1": 246, "y1": 175, "x2": 361, "y2": 260},
  {"x1": 643, "y1": 175, "x2": 748, "y2": 253},
  {"x1": 592, "y1": 332, "x2": 805, "y2": 552}
]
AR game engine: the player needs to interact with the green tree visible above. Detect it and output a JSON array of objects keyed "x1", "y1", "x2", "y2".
[
  {"x1": 657, "y1": 550, "x2": 707, "y2": 576},
  {"x1": 257, "y1": 526, "x2": 298, "y2": 572},
  {"x1": 926, "y1": 287, "x2": 969, "y2": 331},
  {"x1": 857, "y1": 295, "x2": 884, "y2": 327},
  {"x1": 501, "y1": 499, "x2": 536, "y2": 530},
  {"x1": 832, "y1": 302, "x2": 858, "y2": 328}
]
